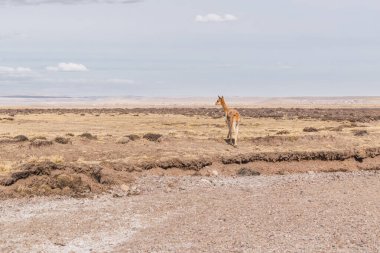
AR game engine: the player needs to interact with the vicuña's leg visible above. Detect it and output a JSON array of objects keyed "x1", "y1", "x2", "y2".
[
  {"x1": 231, "y1": 120, "x2": 237, "y2": 146},
  {"x1": 227, "y1": 120, "x2": 232, "y2": 141},
  {"x1": 234, "y1": 121, "x2": 239, "y2": 146}
]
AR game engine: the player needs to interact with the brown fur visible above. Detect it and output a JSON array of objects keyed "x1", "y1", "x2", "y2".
[{"x1": 215, "y1": 96, "x2": 241, "y2": 146}]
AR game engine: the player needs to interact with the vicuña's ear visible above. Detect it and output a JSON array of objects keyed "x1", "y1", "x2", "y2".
[
  {"x1": 218, "y1": 95, "x2": 221, "y2": 99},
  {"x1": 222, "y1": 96, "x2": 224, "y2": 99}
]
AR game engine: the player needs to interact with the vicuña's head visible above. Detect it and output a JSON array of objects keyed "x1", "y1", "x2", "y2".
[{"x1": 215, "y1": 95, "x2": 224, "y2": 106}]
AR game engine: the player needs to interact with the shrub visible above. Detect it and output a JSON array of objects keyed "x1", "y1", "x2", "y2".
[
  {"x1": 79, "y1": 132, "x2": 97, "y2": 140},
  {"x1": 303, "y1": 127, "x2": 319, "y2": 132},
  {"x1": 14, "y1": 135, "x2": 28, "y2": 142},
  {"x1": 353, "y1": 130, "x2": 368, "y2": 136},
  {"x1": 54, "y1": 136, "x2": 70, "y2": 144},
  {"x1": 143, "y1": 133, "x2": 162, "y2": 142},
  {"x1": 276, "y1": 130, "x2": 290, "y2": 135},
  {"x1": 30, "y1": 139, "x2": 53, "y2": 147},
  {"x1": 237, "y1": 168, "x2": 261, "y2": 176}
]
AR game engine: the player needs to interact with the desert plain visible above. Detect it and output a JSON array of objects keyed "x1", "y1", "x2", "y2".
[{"x1": 0, "y1": 100, "x2": 380, "y2": 252}]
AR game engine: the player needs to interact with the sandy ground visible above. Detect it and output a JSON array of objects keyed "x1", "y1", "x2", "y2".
[{"x1": 1, "y1": 170, "x2": 380, "y2": 253}]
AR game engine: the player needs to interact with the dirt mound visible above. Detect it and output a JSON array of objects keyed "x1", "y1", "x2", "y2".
[
  {"x1": 126, "y1": 134, "x2": 140, "y2": 141},
  {"x1": 116, "y1": 137, "x2": 130, "y2": 144},
  {"x1": 0, "y1": 161, "x2": 134, "y2": 198}
]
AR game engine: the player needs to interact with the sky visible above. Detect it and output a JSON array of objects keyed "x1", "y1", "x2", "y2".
[{"x1": 0, "y1": 0, "x2": 380, "y2": 97}]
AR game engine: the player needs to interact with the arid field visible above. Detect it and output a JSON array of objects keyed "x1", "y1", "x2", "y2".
[{"x1": 1, "y1": 106, "x2": 380, "y2": 252}]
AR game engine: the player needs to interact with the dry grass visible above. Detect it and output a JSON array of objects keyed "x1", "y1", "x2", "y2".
[
  {"x1": 0, "y1": 111, "x2": 378, "y2": 170},
  {"x1": 0, "y1": 109, "x2": 380, "y2": 199}
]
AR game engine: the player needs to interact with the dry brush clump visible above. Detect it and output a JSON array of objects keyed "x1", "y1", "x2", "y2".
[
  {"x1": 303, "y1": 127, "x2": 319, "y2": 132},
  {"x1": 1, "y1": 117, "x2": 14, "y2": 121},
  {"x1": 14, "y1": 135, "x2": 28, "y2": 142},
  {"x1": 54, "y1": 136, "x2": 71, "y2": 144},
  {"x1": 0, "y1": 135, "x2": 29, "y2": 144},
  {"x1": 276, "y1": 130, "x2": 290, "y2": 135},
  {"x1": 79, "y1": 132, "x2": 97, "y2": 140},
  {"x1": 30, "y1": 139, "x2": 53, "y2": 147},
  {"x1": 143, "y1": 133, "x2": 163, "y2": 142},
  {"x1": 237, "y1": 168, "x2": 261, "y2": 176},
  {"x1": 352, "y1": 130, "x2": 369, "y2": 136}
]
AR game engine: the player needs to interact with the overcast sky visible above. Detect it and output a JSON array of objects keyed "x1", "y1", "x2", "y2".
[{"x1": 1, "y1": 0, "x2": 380, "y2": 97}]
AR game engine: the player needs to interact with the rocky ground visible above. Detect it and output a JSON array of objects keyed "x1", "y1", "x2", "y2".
[{"x1": 1, "y1": 170, "x2": 380, "y2": 253}]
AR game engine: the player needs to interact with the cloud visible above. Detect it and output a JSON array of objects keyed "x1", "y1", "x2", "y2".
[
  {"x1": 0, "y1": 66, "x2": 33, "y2": 77},
  {"x1": 46, "y1": 62, "x2": 88, "y2": 72},
  {"x1": 37, "y1": 77, "x2": 136, "y2": 85},
  {"x1": 0, "y1": 0, "x2": 141, "y2": 5},
  {"x1": 195, "y1": 13, "x2": 238, "y2": 23}
]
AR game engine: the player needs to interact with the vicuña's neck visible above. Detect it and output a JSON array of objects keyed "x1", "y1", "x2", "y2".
[{"x1": 221, "y1": 100, "x2": 229, "y2": 113}]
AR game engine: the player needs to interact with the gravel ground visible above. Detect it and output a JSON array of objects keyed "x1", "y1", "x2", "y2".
[{"x1": 1, "y1": 171, "x2": 380, "y2": 253}]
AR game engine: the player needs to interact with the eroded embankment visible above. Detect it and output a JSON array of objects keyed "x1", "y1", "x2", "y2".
[
  {"x1": 221, "y1": 147, "x2": 380, "y2": 164},
  {"x1": 1, "y1": 147, "x2": 380, "y2": 198}
]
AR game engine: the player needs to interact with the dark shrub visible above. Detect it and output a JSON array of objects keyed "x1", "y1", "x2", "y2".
[
  {"x1": 143, "y1": 133, "x2": 162, "y2": 142},
  {"x1": 303, "y1": 127, "x2": 319, "y2": 132},
  {"x1": 79, "y1": 132, "x2": 97, "y2": 140}
]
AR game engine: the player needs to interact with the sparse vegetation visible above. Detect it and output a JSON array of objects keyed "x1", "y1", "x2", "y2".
[
  {"x1": 54, "y1": 136, "x2": 70, "y2": 144},
  {"x1": 30, "y1": 139, "x2": 53, "y2": 147},
  {"x1": 276, "y1": 130, "x2": 290, "y2": 135},
  {"x1": 79, "y1": 132, "x2": 97, "y2": 140},
  {"x1": 143, "y1": 133, "x2": 163, "y2": 142},
  {"x1": 303, "y1": 127, "x2": 319, "y2": 132},
  {"x1": 352, "y1": 130, "x2": 369, "y2": 136},
  {"x1": 2, "y1": 117, "x2": 14, "y2": 121},
  {"x1": 0, "y1": 108, "x2": 379, "y2": 199},
  {"x1": 13, "y1": 135, "x2": 28, "y2": 142},
  {"x1": 237, "y1": 168, "x2": 261, "y2": 176}
]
